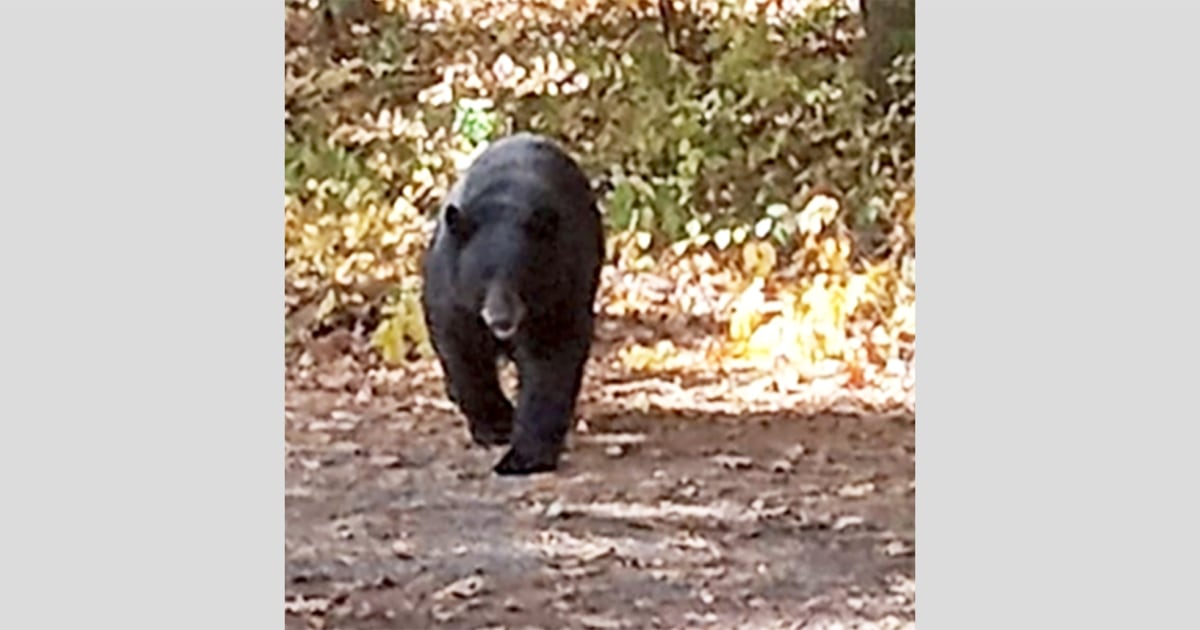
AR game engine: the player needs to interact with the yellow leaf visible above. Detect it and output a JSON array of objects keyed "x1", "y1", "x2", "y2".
[
  {"x1": 822, "y1": 237, "x2": 841, "y2": 264},
  {"x1": 745, "y1": 317, "x2": 785, "y2": 360},
  {"x1": 315, "y1": 290, "x2": 339, "y2": 322},
  {"x1": 372, "y1": 318, "x2": 402, "y2": 365},
  {"x1": 741, "y1": 241, "x2": 777, "y2": 278},
  {"x1": 619, "y1": 340, "x2": 678, "y2": 371},
  {"x1": 728, "y1": 278, "x2": 766, "y2": 343},
  {"x1": 797, "y1": 194, "x2": 839, "y2": 236}
]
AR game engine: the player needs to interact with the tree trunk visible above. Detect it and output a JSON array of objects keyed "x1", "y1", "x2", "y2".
[{"x1": 860, "y1": 0, "x2": 915, "y2": 102}]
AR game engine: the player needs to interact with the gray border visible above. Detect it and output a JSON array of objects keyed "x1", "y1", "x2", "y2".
[
  {"x1": 919, "y1": 2, "x2": 1199, "y2": 628},
  {"x1": 1, "y1": 3, "x2": 281, "y2": 629},
  {"x1": 5, "y1": 1, "x2": 1200, "y2": 628}
]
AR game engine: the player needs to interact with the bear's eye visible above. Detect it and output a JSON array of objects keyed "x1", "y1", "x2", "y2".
[
  {"x1": 444, "y1": 203, "x2": 475, "y2": 241},
  {"x1": 525, "y1": 206, "x2": 558, "y2": 240}
]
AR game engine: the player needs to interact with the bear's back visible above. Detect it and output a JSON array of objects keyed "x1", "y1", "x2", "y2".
[{"x1": 448, "y1": 133, "x2": 595, "y2": 225}]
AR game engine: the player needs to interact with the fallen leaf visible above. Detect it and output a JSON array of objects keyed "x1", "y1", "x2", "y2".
[
  {"x1": 712, "y1": 454, "x2": 753, "y2": 470},
  {"x1": 369, "y1": 454, "x2": 405, "y2": 468},
  {"x1": 578, "y1": 544, "x2": 615, "y2": 563},
  {"x1": 329, "y1": 409, "x2": 358, "y2": 422},
  {"x1": 579, "y1": 614, "x2": 624, "y2": 629},
  {"x1": 391, "y1": 540, "x2": 414, "y2": 559},
  {"x1": 316, "y1": 370, "x2": 356, "y2": 391},
  {"x1": 883, "y1": 540, "x2": 915, "y2": 557},
  {"x1": 837, "y1": 482, "x2": 876, "y2": 498},
  {"x1": 429, "y1": 602, "x2": 466, "y2": 623},
  {"x1": 844, "y1": 360, "x2": 868, "y2": 389},
  {"x1": 833, "y1": 515, "x2": 865, "y2": 531},
  {"x1": 769, "y1": 459, "x2": 794, "y2": 474},
  {"x1": 434, "y1": 575, "x2": 485, "y2": 600},
  {"x1": 284, "y1": 594, "x2": 332, "y2": 615}
]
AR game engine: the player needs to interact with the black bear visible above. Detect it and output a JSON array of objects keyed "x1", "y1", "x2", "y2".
[{"x1": 420, "y1": 133, "x2": 605, "y2": 475}]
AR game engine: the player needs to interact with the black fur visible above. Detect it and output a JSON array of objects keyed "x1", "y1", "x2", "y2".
[{"x1": 420, "y1": 133, "x2": 604, "y2": 475}]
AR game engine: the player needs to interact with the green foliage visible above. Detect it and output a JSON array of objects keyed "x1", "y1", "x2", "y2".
[
  {"x1": 284, "y1": 0, "x2": 916, "y2": 363},
  {"x1": 453, "y1": 98, "x2": 498, "y2": 146}
]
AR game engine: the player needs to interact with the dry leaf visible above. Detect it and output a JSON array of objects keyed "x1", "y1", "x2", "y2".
[
  {"x1": 578, "y1": 544, "x2": 616, "y2": 563},
  {"x1": 429, "y1": 602, "x2": 466, "y2": 623},
  {"x1": 391, "y1": 539, "x2": 414, "y2": 559},
  {"x1": 837, "y1": 482, "x2": 876, "y2": 498},
  {"x1": 579, "y1": 614, "x2": 624, "y2": 629},
  {"x1": 883, "y1": 540, "x2": 915, "y2": 557},
  {"x1": 769, "y1": 459, "x2": 794, "y2": 474},
  {"x1": 712, "y1": 454, "x2": 753, "y2": 470},
  {"x1": 833, "y1": 515, "x2": 865, "y2": 531},
  {"x1": 435, "y1": 575, "x2": 484, "y2": 600},
  {"x1": 285, "y1": 594, "x2": 332, "y2": 615},
  {"x1": 785, "y1": 444, "x2": 808, "y2": 460},
  {"x1": 369, "y1": 454, "x2": 404, "y2": 468},
  {"x1": 544, "y1": 499, "x2": 565, "y2": 519}
]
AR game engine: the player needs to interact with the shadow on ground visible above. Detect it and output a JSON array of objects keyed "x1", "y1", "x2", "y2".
[{"x1": 286, "y1": 356, "x2": 915, "y2": 629}]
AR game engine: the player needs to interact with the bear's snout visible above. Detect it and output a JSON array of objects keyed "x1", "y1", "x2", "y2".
[{"x1": 481, "y1": 284, "x2": 525, "y2": 341}]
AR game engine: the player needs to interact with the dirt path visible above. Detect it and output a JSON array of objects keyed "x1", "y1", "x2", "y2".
[{"x1": 285, "y1": 356, "x2": 915, "y2": 630}]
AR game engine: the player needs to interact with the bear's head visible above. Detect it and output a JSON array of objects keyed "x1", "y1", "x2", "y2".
[{"x1": 443, "y1": 199, "x2": 559, "y2": 341}]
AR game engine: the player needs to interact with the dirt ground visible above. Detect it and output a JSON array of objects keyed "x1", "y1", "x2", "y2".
[{"x1": 285, "y1": 332, "x2": 915, "y2": 630}]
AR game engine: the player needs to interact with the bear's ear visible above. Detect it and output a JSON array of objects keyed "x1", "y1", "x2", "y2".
[
  {"x1": 525, "y1": 205, "x2": 559, "y2": 240},
  {"x1": 444, "y1": 203, "x2": 474, "y2": 241}
]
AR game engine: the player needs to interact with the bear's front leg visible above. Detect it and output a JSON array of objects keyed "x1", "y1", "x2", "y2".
[
  {"x1": 494, "y1": 340, "x2": 590, "y2": 475},
  {"x1": 432, "y1": 313, "x2": 515, "y2": 447}
]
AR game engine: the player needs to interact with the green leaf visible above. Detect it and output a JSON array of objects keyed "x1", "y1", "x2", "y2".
[{"x1": 606, "y1": 180, "x2": 635, "y2": 230}]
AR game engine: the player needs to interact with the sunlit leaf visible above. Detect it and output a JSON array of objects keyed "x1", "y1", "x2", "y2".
[{"x1": 713, "y1": 228, "x2": 732, "y2": 251}]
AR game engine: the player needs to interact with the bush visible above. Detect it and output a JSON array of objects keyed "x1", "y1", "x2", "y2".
[{"x1": 284, "y1": 0, "x2": 915, "y2": 369}]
